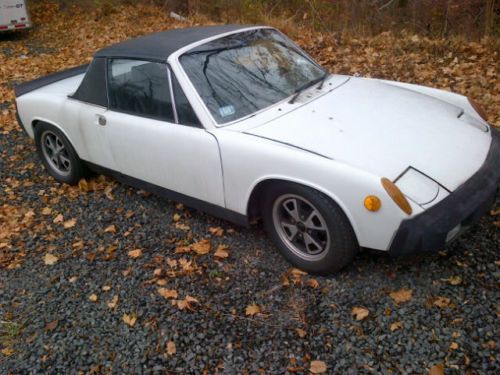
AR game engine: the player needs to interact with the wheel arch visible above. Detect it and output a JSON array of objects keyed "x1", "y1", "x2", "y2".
[
  {"x1": 32, "y1": 118, "x2": 74, "y2": 147},
  {"x1": 246, "y1": 176, "x2": 361, "y2": 241}
]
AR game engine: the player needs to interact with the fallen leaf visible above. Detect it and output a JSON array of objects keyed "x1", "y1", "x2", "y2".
[
  {"x1": 175, "y1": 245, "x2": 191, "y2": 254},
  {"x1": 158, "y1": 288, "x2": 178, "y2": 299},
  {"x1": 108, "y1": 295, "x2": 119, "y2": 309},
  {"x1": 172, "y1": 213, "x2": 181, "y2": 222},
  {"x1": 53, "y1": 214, "x2": 64, "y2": 223},
  {"x1": 448, "y1": 276, "x2": 462, "y2": 285},
  {"x1": 69, "y1": 276, "x2": 78, "y2": 283},
  {"x1": 429, "y1": 363, "x2": 444, "y2": 375},
  {"x1": 128, "y1": 249, "x2": 142, "y2": 258},
  {"x1": 45, "y1": 320, "x2": 58, "y2": 331},
  {"x1": 166, "y1": 341, "x2": 176, "y2": 356},
  {"x1": 63, "y1": 218, "x2": 77, "y2": 229},
  {"x1": 390, "y1": 321, "x2": 403, "y2": 331},
  {"x1": 296, "y1": 328, "x2": 307, "y2": 338},
  {"x1": 102, "y1": 285, "x2": 111, "y2": 291},
  {"x1": 44, "y1": 253, "x2": 59, "y2": 265},
  {"x1": 214, "y1": 244, "x2": 229, "y2": 258},
  {"x1": 78, "y1": 178, "x2": 89, "y2": 192},
  {"x1": 352, "y1": 306, "x2": 369, "y2": 321},
  {"x1": 389, "y1": 288, "x2": 413, "y2": 304},
  {"x1": 122, "y1": 313, "x2": 137, "y2": 327},
  {"x1": 176, "y1": 295, "x2": 199, "y2": 311},
  {"x1": 307, "y1": 278, "x2": 319, "y2": 289},
  {"x1": 245, "y1": 303, "x2": 261, "y2": 316},
  {"x1": 433, "y1": 296, "x2": 451, "y2": 308},
  {"x1": 209, "y1": 226, "x2": 224, "y2": 236},
  {"x1": 191, "y1": 239, "x2": 211, "y2": 255},
  {"x1": 175, "y1": 222, "x2": 190, "y2": 231},
  {"x1": 41, "y1": 207, "x2": 52, "y2": 215},
  {"x1": 104, "y1": 224, "x2": 116, "y2": 234},
  {"x1": 310, "y1": 360, "x2": 327, "y2": 374},
  {"x1": 450, "y1": 342, "x2": 459, "y2": 350},
  {"x1": 1, "y1": 348, "x2": 14, "y2": 356},
  {"x1": 89, "y1": 294, "x2": 98, "y2": 302},
  {"x1": 104, "y1": 185, "x2": 114, "y2": 200},
  {"x1": 156, "y1": 279, "x2": 167, "y2": 286}
]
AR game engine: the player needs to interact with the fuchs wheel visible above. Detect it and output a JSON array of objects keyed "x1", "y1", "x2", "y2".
[
  {"x1": 262, "y1": 183, "x2": 359, "y2": 275},
  {"x1": 34, "y1": 122, "x2": 85, "y2": 185}
]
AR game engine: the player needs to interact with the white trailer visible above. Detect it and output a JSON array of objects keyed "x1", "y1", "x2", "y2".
[{"x1": 0, "y1": 0, "x2": 31, "y2": 31}]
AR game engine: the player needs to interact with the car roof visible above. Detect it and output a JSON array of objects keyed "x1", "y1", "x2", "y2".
[{"x1": 94, "y1": 25, "x2": 253, "y2": 61}]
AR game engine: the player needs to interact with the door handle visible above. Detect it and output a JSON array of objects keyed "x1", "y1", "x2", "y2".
[{"x1": 97, "y1": 115, "x2": 107, "y2": 126}]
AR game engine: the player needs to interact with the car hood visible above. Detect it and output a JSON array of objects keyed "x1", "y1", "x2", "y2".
[{"x1": 244, "y1": 77, "x2": 491, "y2": 192}]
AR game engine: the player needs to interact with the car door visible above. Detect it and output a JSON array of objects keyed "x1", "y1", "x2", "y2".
[{"x1": 101, "y1": 58, "x2": 225, "y2": 207}]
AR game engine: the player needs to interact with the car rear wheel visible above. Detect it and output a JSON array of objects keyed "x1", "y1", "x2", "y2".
[
  {"x1": 262, "y1": 183, "x2": 359, "y2": 275},
  {"x1": 35, "y1": 122, "x2": 85, "y2": 185}
]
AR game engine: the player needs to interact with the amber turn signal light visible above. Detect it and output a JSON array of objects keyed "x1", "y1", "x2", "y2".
[
  {"x1": 364, "y1": 195, "x2": 381, "y2": 212},
  {"x1": 468, "y1": 98, "x2": 488, "y2": 122},
  {"x1": 381, "y1": 178, "x2": 412, "y2": 215}
]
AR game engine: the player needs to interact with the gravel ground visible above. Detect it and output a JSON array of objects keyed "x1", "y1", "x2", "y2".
[
  {"x1": 1, "y1": 24, "x2": 499, "y2": 375},
  {"x1": 1, "y1": 109, "x2": 499, "y2": 375}
]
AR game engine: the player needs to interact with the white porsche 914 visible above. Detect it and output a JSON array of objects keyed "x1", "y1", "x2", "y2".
[{"x1": 15, "y1": 26, "x2": 499, "y2": 274}]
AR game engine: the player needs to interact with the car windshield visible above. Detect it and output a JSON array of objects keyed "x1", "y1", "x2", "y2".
[{"x1": 180, "y1": 28, "x2": 325, "y2": 125}]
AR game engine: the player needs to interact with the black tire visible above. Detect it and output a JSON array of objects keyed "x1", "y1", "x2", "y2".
[
  {"x1": 262, "y1": 182, "x2": 359, "y2": 275},
  {"x1": 34, "y1": 122, "x2": 85, "y2": 185}
]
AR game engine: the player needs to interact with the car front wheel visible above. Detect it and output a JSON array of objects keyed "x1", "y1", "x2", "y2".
[
  {"x1": 35, "y1": 122, "x2": 85, "y2": 185},
  {"x1": 262, "y1": 183, "x2": 359, "y2": 275}
]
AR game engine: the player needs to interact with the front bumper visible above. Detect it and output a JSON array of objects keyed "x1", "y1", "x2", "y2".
[{"x1": 389, "y1": 128, "x2": 500, "y2": 256}]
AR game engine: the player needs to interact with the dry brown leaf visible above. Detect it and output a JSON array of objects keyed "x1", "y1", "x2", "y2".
[
  {"x1": 69, "y1": 276, "x2": 78, "y2": 283},
  {"x1": 214, "y1": 244, "x2": 229, "y2": 258},
  {"x1": 166, "y1": 341, "x2": 176, "y2": 356},
  {"x1": 45, "y1": 320, "x2": 58, "y2": 331},
  {"x1": 389, "y1": 288, "x2": 413, "y2": 304},
  {"x1": 433, "y1": 296, "x2": 451, "y2": 308},
  {"x1": 156, "y1": 279, "x2": 167, "y2": 286},
  {"x1": 245, "y1": 303, "x2": 261, "y2": 316},
  {"x1": 172, "y1": 213, "x2": 181, "y2": 222},
  {"x1": 448, "y1": 276, "x2": 462, "y2": 285},
  {"x1": 449, "y1": 342, "x2": 459, "y2": 350},
  {"x1": 429, "y1": 363, "x2": 444, "y2": 375},
  {"x1": 310, "y1": 360, "x2": 327, "y2": 374},
  {"x1": 53, "y1": 214, "x2": 64, "y2": 223},
  {"x1": 107, "y1": 295, "x2": 119, "y2": 309},
  {"x1": 44, "y1": 253, "x2": 59, "y2": 265},
  {"x1": 352, "y1": 306, "x2": 369, "y2": 321},
  {"x1": 88, "y1": 294, "x2": 98, "y2": 302},
  {"x1": 104, "y1": 224, "x2": 116, "y2": 234},
  {"x1": 175, "y1": 222, "x2": 190, "y2": 231},
  {"x1": 296, "y1": 328, "x2": 307, "y2": 338},
  {"x1": 307, "y1": 278, "x2": 320, "y2": 289},
  {"x1": 122, "y1": 313, "x2": 137, "y2": 327},
  {"x1": 158, "y1": 288, "x2": 178, "y2": 299},
  {"x1": 41, "y1": 207, "x2": 52, "y2": 215},
  {"x1": 390, "y1": 321, "x2": 403, "y2": 332},
  {"x1": 1, "y1": 348, "x2": 14, "y2": 356},
  {"x1": 176, "y1": 295, "x2": 199, "y2": 311},
  {"x1": 209, "y1": 226, "x2": 224, "y2": 237},
  {"x1": 128, "y1": 249, "x2": 142, "y2": 258},
  {"x1": 63, "y1": 218, "x2": 77, "y2": 229},
  {"x1": 175, "y1": 245, "x2": 191, "y2": 254},
  {"x1": 191, "y1": 239, "x2": 211, "y2": 255}
]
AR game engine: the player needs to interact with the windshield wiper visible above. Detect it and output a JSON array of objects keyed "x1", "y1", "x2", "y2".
[
  {"x1": 317, "y1": 72, "x2": 330, "y2": 90},
  {"x1": 288, "y1": 72, "x2": 328, "y2": 104}
]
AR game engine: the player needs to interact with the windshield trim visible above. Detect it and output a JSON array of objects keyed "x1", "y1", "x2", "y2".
[{"x1": 170, "y1": 26, "x2": 327, "y2": 128}]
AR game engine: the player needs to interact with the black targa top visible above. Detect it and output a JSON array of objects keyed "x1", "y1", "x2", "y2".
[
  {"x1": 94, "y1": 25, "x2": 251, "y2": 61},
  {"x1": 15, "y1": 25, "x2": 252, "y2": 100}
]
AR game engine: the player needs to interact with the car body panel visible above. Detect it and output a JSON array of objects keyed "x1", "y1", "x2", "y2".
[{"x1": 244, "y1": 77, "x2": 491, "y2": 192}]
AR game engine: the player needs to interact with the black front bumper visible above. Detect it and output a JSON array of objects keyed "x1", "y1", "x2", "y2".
[{"x1": 389, "y1": 128, "x2": 500, "y2": 256}]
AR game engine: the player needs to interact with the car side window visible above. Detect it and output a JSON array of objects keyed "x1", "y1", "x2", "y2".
[
  {"x1": 171, "y1": 73, "x2": 201, "y2": 127},
  {"x1": 107, "y1": 59, "x2": 174, "y2": 122}
]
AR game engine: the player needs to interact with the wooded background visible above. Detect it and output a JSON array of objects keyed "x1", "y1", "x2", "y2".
[{"x1": 48, "y1": 0, "x2": 499, "y2": 39}]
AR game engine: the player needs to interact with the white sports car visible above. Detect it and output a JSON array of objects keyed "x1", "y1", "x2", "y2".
[{"x1": 15, "y1": 26, "x2": 499, "y2": 274}]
